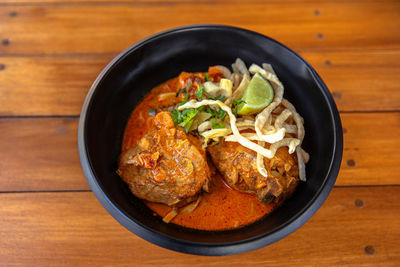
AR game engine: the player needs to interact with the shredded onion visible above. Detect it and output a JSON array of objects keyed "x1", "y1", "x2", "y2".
[
  {"x1": 296, "y1": 147, "x2": 306, "y2": 181},
  {"x1": 157, "y1": 92, "x2": 176, "y2": 102},
  {"x1": 230, "y1": 73, "x2": 242, "y2": 89},
  {"x1": 236, "y1": 119, "x2": 255, "y2": 127},
  {"x1": 179, "y1": 100, "x2": 277, "y2": 158},
  {"x1": 198, "y1": 121, "x2": 212, "y2": 133},
  {"x1": 257, "y1": 141, "x2": 269, "y2": 177},
  {"x1": 281, "y1": 99, "x2": 305, "y2": 143},
  {"x1": 283, "y1": 123, "x2": 297, "y2": 134},
  {"x1": 177, "y1": 60, "x2": 308, "y2": 181},
  {"x1": 213, "y1": 65, "x2": 232, "y2": 78},
  {"x1": 274, "y1": 109, "x2": 292, "y2": 129},
  {"x1": 300, "y1": 147, "x2": 310, "y2": 163},
  {"x1": 225, "y1": 129, "x2": 285, "y2": 143},
  {"x1": 201, "y1": 128, "x2": 231, "y2": 140},
  {"x1": 181, "y1": 196, "x2": 202, "y2": 214},
  {"x1": 163, "y1": 207, "x2": 178, "y2": 223},
  {"x1": 249, "y1": 64, "x2": 286, "y2": 143},
  {"x1": 225, "y1": 73, "x2": 250, "y2": 105},
  {"x1": 270, "y1": 138, "x2": 300, "y2": 154},
  {"x1": 225, "y1": 132, "x2": 261, "y2": 142},
  {"x1": 189, "y1": 112, "x2": 212, "y2": 132},
  {"x1": 262, "y1": 63, "x2": 276, "y2": 75},
  {"x1": 235, "y1": 58, "x2": 249, "y2": 75}
]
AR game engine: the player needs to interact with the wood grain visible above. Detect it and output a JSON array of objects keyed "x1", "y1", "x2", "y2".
[
  {"x1": 338, "y1": 112, "x2": 400, "y2": 186},
  {"x1": 0, "y1": 1, "x2": 399, "y2": 55},
  {"x1": 1, "y1": 0, "x2": 271, "y2": 3},
  {"x1": 0, "y1": 118, "x2": 88, "y2": 191},
  {"x1": 301, "y1": 50, "x2": 400, "y2": 112},
  {"x1": 0, "y1": 113, "x2": 399, "y2": 191},
  {"x1": 0, "y1": 187, "x2": 399, "y2": 266},
  {"x1": 0, "y1": 0, "x2": 380, "y2": 3},
  {"x1": 0, "y1": 55, "x2": 115, "y2": 116},
  {"x1": 1, "y1": 50, "x2": 399, "y2": 116},
  {"x1": 0, "y1": 0, "x2": 399, "y2": 265}
]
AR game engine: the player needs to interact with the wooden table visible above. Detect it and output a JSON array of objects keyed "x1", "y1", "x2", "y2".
[{"x1": 1, "y1": 0, "x2": 399, "y2": 265}]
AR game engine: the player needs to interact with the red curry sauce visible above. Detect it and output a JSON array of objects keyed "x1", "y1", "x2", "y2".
[{"x1": 121, "y1": 71, "x2": 278, "y2": 231}]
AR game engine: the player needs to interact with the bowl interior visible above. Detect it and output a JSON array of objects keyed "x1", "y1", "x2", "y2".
[{"x1": 81, "y1": 26, "x2": 341, "y2": 255}]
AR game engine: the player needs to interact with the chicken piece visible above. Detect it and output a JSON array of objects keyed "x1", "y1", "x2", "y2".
[
  {"x1": 207, "y1": 141, "x2": 299, "y2": 204},
  {"x1": 118, "y1": 112, "x2": 210, "y2": 206}
]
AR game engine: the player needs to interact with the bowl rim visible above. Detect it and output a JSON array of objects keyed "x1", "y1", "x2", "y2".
[{"x1": 78, "y1": 24, "x2": 343, "y2": 255}]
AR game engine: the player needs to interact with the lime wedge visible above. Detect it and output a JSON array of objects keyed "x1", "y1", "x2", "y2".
[{"x1": 236, "y1": 73, "x2": 274, "y2": 115}]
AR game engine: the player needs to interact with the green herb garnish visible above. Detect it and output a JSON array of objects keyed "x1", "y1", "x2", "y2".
[
  {"x1": 195, "y1": 85, "x2": 204, "y2": 100},
  {"x1": 210, "y1": 118, "x2": 225, "y2": 129},
  {"x1": 233, "y1": 99, "x2": 245, "y2": 106},
  {"x1": 205, "y1": 107, "x2": 224, "y2": 118},
  {"x1": 178, "y1": 109, "x2": 199, "y2": 132},
  {"x1": 203, "y1": 90, "x2": 212, "y2": 99},
  {"x1": 170, "y1": 108, "x2": 199, "y2": 133},
  {"x1": 205, "y1": 107, "x2": 216, "y2": 116},
  {"x1": 233, "y1": 99, "x2": 245, "y2": 116},
  {"x1": 213, "y1": 95, "x2": 226, "y2": 102},
  {"x1": 170, "y1": 109, "x2": 183, "y2": 125},
  {"x1": 178, "y1": 93, "x2": 189, "y2": 106},
  {"x1": 216, "y1": 108, "x2": 226, "y2": 119}
]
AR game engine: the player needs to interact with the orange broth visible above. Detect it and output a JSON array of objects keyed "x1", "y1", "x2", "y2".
[{"x1": 121, "y1": 72, "x2": 278, "y2": 231}]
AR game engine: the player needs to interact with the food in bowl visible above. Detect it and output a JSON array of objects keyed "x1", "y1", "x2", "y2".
[
  {"x1": 117, "y1": 58, "x2": 309, "y2": 231},
  {"x1": 79, "y1": 25, "x2": 343, "y2": 255}
]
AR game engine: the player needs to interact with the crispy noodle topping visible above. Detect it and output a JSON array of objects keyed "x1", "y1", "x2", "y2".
[{"x1": 175, "y1": 58, "x2": 308, "y2": 181}]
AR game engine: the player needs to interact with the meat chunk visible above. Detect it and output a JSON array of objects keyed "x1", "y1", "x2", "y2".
[
  {"x1": 118, "y1": 112, "x2": 210, "y2": 206},
  {"x1": 207, "y1": 141, "x2": 299, "y2": 204}
]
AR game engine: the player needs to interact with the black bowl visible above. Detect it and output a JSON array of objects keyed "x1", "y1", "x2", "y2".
[{"x1": 78, "y1": 25, "x2": 343, "y2": 255}]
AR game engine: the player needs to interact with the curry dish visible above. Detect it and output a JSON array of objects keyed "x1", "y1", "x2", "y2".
[{"x1": 118, "y1": 59, "x2": 309, "y2": 230}]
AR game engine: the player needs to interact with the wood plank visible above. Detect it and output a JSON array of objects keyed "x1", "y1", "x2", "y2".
[
  {"x1": 1, "y1": 0, "x2": 250, "y2": 3},
  {"x1": 0, "y1": 118, "x2": 89, "y2": 191},
  {"x1": 0, "y1": 0, "x2": 390, "y2": 3},
  {"x1": 1, "y1": 50, "x2": 399, "y2": 116},
  {"x1": 0, "y1": 187, "x2": 399, "y2": 265},
  {"x1": 338, "y1": 112, "x2": 400, "y2": 186},
  {"x1": 0, "y1": 2, "x2": 400, "y2": 54},
  {"x1": 0, "y1": 55, "x2": 115, "y2": 116},
  {"x1": 0, "y1": 113, "x2": 399, "y2": 191},
  {"x1": 301, "y1": 50, "x2": 400, "y2": 112}
]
